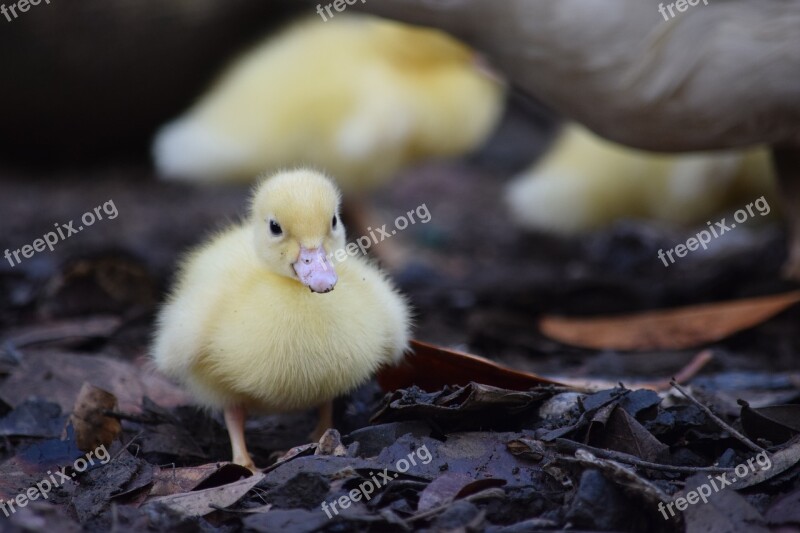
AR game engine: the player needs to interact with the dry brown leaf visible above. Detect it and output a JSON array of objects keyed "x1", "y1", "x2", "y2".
[
  {"x1": 376, "y1": 339, "x2": 566, "y2": 393},
  {"x1": 146, "y1": 472, "x2": 264, "y2": 516},
  {"x1": 740, "y1": 402, "x2": 800, "y2": 445},
  {"x1": 417, "y1": 473, "x2": 505, "y2": 512},
  {"x1": 69, "y1": 382, "x2": 122, "y2": 452},
  {"x1": 588, "y1": 406, "x2": 669, "y2": 462},
  {"x1": 539, "y1": 291, "x2": 800, "y2": 351},
  {"x1": 149, "y1": 463, "x2": 254, "y2": 498}
]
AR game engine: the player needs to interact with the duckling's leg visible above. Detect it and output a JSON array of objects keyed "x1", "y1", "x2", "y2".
[
  {"x1": 224, "y1": 405, "x2": 256, "y2": 471},
  {"x1": 772, "y1": 146, "x2": 800, "y2": 280},
  {"x1": 309, "y1": 401, "x2": 333, "y2": 443}
]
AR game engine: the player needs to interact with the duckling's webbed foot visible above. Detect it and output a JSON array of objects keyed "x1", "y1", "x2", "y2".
[{"x1": 224, "y1": 405, "x2": 257, "y2": 472}]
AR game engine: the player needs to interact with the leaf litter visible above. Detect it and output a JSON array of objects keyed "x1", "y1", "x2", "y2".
[{"x1": 1, "y1": 169, "x2": 799, "y2": 531}]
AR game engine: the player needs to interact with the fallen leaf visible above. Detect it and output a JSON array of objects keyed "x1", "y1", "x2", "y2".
[
  {"x1": 507, "y1": 438, "x2": 549, "y2": 464},
  {"x1": 571, "y1": 449, "x2": 672, "y2": 517},
  {"x1": 149, "y1": 463, "x2": 253, "y2": 498},
  {"x1": 539, "y1": 291, "x2": 800, "y2": 351},
  {"x1": 740, "y1": 401, "x2": 800, "y2": 445},
  {"x1": 377, "y1": 339, "x2": 566, "y2": 393},
  {"x1": 69, "y1": 382, "x2": 122, "y2": 452},
  {"x1": 417, "y1": 473, "x2": 505, "y2": 512},
  {"x1": 587, "y1": 406, "x2": 669, "y2": 463},
  {"x1": 72, "y1": 446, "x2": 150, "y2": 522},
  {"x1": 371, "y1": 382, "x2": 558, "y2": 430},
  {"x1": 146, "y1": 472, "x2": 265, "y2": 516},
  {"x1": 680, "y1": 473, "x2": 769, "y2": 533}
]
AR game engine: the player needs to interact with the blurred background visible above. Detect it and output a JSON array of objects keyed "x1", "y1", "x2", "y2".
[
  {"x1": 0, "y1": 2, "x2": 799, "y2": 530},
  {"x1": 0, "y1": 0, "x2": 797, "y2": 424}
]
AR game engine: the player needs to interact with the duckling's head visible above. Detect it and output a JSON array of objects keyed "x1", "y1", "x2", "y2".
[{"x1": 250, "y1": 169, "x2": 346, "y2": 293}]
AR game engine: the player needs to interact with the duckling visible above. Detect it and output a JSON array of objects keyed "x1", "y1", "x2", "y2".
[
  {"x1": 151, "y1": 169, "x2": 410, "y2": 470},
  {"x1": 506, "y1": 124, "x2": 777, "y2": 234},
  {"x1": 152, "y1": 15, "x2": 504, "y2": 194}
]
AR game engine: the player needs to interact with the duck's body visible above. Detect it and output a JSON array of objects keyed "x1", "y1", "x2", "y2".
[
  {"x1": 152, "y1": 170, "x2": 410, "y2": 468},
  {"x1": 354, "y1": 0, "x2": 800, "y2": 151}
]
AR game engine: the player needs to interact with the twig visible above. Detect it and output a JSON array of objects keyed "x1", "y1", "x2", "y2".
[
  {"x1": 552, "y1": 439, "x2": 733, "y2": 474},
  {"x1": 112, "y1": 431, "x2": 145, "y2": 462},
  {"x1": 557, "y1": 350, "x2": 714, "y2": 392},
  {"x1": 670, "y1": 379, "x2": 765, "y2": 454},
  {"x1": 406, "y1": 487, "x2": 505, "y2": 522},
  {"x1": 3, "y1": 316, "x2": 121, "y2": 349},
  {"x1": 567, "y1": 449, "x2": 681, "y2": 525},
  {"x1": 635, "y1": 349, "x2": 714, "y2": 391}
]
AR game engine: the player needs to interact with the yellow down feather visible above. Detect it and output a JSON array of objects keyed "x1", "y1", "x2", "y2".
[{"x1": 151, "y1": 169, "x2": 410, "y2": 412}]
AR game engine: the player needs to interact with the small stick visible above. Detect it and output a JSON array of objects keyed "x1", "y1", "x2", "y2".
[
  {"x1": 637, "y1": 349, "x2": 714, "y2": 391},
  {"x1": 670, "y1": 379, "x2": 765, "y2": 454},
  {"x1": 552, "y1": 438, "x2": 733, "y2": 474},
  {"x1": 407, "y1": 487, "x2": 505, "y2": 522}
]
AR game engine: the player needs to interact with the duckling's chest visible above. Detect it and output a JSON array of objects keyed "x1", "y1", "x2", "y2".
[{"x1": 200, "y1": 275, "x2": 392, "y2": 408}]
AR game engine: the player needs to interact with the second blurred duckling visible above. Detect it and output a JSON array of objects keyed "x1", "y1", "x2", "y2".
[
  {"x1": 506, "y1": 124, "x2": 777, "y2": 235},
  {"x1": 153, "y1": 15, "x2": 504, "y2": 194}
]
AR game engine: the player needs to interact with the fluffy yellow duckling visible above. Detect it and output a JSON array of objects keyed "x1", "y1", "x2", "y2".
[
  {"x1": 152, "y1": 15, "x2": 504, "y2": 194},
  {"x1": 506, "y1": 124, "x2": 777, "y2": 235},
  {"x1": 151, "y1": 169, "x2": 410, "y2": 470}
]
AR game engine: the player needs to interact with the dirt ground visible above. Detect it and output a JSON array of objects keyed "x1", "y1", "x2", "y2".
[{"x1": 0, "y1": 100, "x2": 798, "y2": 532}]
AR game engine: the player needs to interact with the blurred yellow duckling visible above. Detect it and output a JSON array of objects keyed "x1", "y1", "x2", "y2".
[
  {"x1": 152, "y1": 15, "x2": 504, "y2": 195},
  {"x1": 151, "y1": 169, "x2": 410, "y2": 470},
  {"x1": 506, "y1": 124, "x2": 777, "y2": 235}
]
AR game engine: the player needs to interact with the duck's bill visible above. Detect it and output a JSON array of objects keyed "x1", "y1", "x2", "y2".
[{"x1": 293, "y1": 246, "x2": 337, "y2": 293}]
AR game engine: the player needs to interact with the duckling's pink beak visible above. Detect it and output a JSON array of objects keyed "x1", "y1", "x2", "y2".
[{"x1": 293, "y1": 246, "x2": 337, "y2": 293}]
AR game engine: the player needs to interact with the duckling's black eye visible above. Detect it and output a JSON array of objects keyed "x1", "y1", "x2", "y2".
[
  {"x1": 332, "y1": 215, "x2": 338, "y2": 229},
  {"x1": 269, "y1": 220, "x2": 282, "y2": 236}
]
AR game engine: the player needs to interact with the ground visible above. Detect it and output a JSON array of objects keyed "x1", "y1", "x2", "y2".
[{"x1": 0, "y1": 103, "x2": 798, "y2": 532}]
